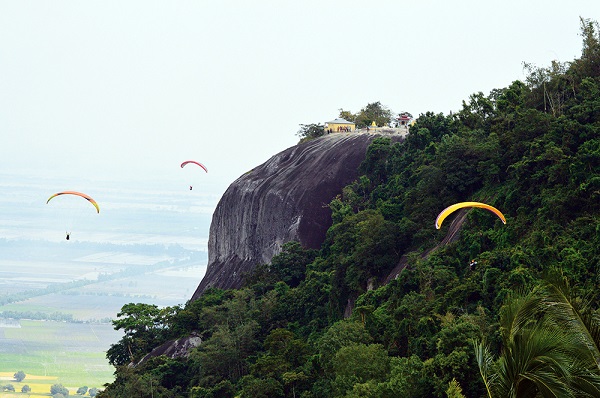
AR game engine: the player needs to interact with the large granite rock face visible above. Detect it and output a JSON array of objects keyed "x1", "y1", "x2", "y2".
[{"x1": 191, "y1": 133, "x2": 395, "y2": 300}]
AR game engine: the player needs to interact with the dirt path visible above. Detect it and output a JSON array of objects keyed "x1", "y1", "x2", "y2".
[
  {"x1": 384, "y1": 209, "x2": 469, "y2": 283},
  {"x1": 344, "y1": 210, "x2": 469, "y2": 317}
]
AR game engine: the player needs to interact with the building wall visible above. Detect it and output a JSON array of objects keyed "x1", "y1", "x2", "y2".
[{"x1": 327, "y1": 122, "x2": 355, "y2": 132}]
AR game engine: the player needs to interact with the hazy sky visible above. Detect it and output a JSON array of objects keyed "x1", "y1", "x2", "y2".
[{"x1": 1, "y1": 1, "x2": 599, "y2": 195}]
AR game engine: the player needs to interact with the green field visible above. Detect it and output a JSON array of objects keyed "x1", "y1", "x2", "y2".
[
  {"x1": 0, "y1": 262, "x2": 207, "y2": 395},
  {"x1": 0, "y1": 320, "x2": 119, "y2": 391}
]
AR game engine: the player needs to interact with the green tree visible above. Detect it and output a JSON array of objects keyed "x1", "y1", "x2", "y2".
[
  {"x1": 282, "y1": 371, "x2": 309, "y2": 398},
  {"x1": 332, "y1": 343, "x2": 391, "y2": 396},
  {"x1": 96, "y1": 367, "x2": 168, "y2": 398},
  {"x1": 190, "y1": 380, "x2": 235, "y2": 398},
  {"x1": 338, "y1": 108, "x2": 356, "y2": 123},
  {"x1": 263, "y1": 328, "x2": 309, "y2": 367},
  {"x1": 325, "y1": 209, "x2": 401, "y2": 295},
  {"x1": 317, "y1": 320, "x2": 373, "y2": 373},
  {"x1": 354, "y1": 102, "x2": 393, "y2": 128},
  {"x1": 383, "y1": 356, "x2": 429, "y2": 397},
  {"x1": 251, "y1": 328, "x2": 310, "y2": 396},
  {"x1": 446, "y1": 378, "x2": 466, "y2": 398},
  {"x1": 269, "y1": 241, "x2": 317, "y2": 288},
  {"x1": 361, "y1": 136, "x2": 394, "y2": 185},
  {"x1": 21, "y1": 385, "x2": 31, "y2": 393},
  {"x1": 107, "y1": 303, "x2": 173, "y2": 365},
  {"x1": 88, "y1": 387, "x2": 99, "y2": 397},
  {"x1": 188, "y1": 290, "x2": 261, "y2": 386},
  {"x1": 191, "y1": 321, "x2": 259, "y2": 384},
  {"x1": 571, "y1": 17, "x2": 600, "y2": 79},
  {"x1": 51, "y1": 383, "x2": 70, "y2": 396},
  {"x1": 238, "y1": 375, "x2": 284, "y2": 398},
  {"x1": 13, "y1": 370, "x2": 25, "y2": 382},
  {"x1": 297, "y1": 123, "x2": 325, "y2": 142},
  {"x1": 543, "y1": 272, "x2": 600, "y2": 372},
  {"x1": 475, "y1": 287, "x2": 600, "y2": 397},
  {"x1": 456, "y1": 91, "x2": 496, "y2": 130},
  {"x1": 77, "y1": 386, "x2": 88, "y2": 395}
]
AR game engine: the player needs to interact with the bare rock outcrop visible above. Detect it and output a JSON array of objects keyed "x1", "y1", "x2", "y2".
[
  {"x1": 191, "y1": 133, "x2": 400, "y2": 300},
  {"x1": 136, "y1": 333, "x2": 202, "y2": 366}
]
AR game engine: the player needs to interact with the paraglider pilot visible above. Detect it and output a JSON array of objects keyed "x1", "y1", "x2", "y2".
[
  {"x1": 190, "y1": 185, "x2": 193, "y2": 191},
  {"x1": 469, "y1": 259, "x2": 477, "y2": 270},
  {"x1": 66, "y1": 232, "x2": 70, "y2": 241}
]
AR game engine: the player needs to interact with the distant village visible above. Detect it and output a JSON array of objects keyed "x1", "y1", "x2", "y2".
[{"x1": 324, "y1": 112, "x2": 414, "y2": 136}]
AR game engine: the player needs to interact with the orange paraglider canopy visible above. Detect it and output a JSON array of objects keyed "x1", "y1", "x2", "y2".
[
  {"x1": 46, "y1": 191, "x2": 100, "y2": 213},
  {"x1": 435, "y1": 201, "x2": 505, "y2": 229}
]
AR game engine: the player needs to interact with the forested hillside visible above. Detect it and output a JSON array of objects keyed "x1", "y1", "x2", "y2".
[{"x1": 99, "y1": 19, "x2": 600, "y2": 398}]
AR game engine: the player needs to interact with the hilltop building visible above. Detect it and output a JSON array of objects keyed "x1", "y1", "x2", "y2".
[
  {"x1": 324, "y1": 118, "x2": 355, "y2": 133},
  {"x1": 395, "y1": 112, "x2": 414, "y2": 131},
  {"x1": 323, "y1": 112, "x2": 413, "y2": 136}
]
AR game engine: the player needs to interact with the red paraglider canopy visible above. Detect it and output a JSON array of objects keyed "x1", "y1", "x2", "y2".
[{"x1": 180, "y1": 161, "x2": 208, "y2": 173}]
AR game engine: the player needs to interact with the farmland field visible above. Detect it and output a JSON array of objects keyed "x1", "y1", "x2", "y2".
[
  {"x1": 0, "y1": 371, "x2": 68, "y2": 397},
  {"x1": 0, "y1": 259, "x2": 207, "y2": 392},
  {"x1": 0, "y1": 321, "x2": 117, "y2": 388},
  {"x1": 0, "y1": 174, "x2": 215, "y2": 393},
  {"x1": 0, "y1": 260, "x2": 207, "y2": 320}
]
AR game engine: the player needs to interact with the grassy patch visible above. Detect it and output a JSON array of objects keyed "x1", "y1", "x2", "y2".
[{"x1": 0, "y1": 321, "x2": 117, "y2": 389}]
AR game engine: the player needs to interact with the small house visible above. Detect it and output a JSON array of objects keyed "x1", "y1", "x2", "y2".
[{"x1": 325, "y1": 118, "x2": 355, "y2": 133}]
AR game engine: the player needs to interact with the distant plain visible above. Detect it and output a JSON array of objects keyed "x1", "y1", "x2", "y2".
[{"x1": 0, "y1": 173, "x2": 216, "y2": 392}]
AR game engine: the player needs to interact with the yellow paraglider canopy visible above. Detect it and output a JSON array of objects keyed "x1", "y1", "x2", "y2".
[{"x1": 435, "y1": 201, "x2": 505, "y2": 229}]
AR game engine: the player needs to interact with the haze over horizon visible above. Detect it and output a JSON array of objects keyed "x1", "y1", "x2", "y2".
[{"x1": 2, "y1": 1, "x2": 600, "y2": 196}]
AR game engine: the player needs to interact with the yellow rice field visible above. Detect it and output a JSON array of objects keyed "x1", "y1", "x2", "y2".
[{"x1": 0, "y1": 371, "x2": 79, "y2": 397}]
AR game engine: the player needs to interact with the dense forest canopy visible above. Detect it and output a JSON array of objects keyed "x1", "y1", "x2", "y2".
[{"x1": 99, "y1": 18, "x2": 600, "y2": 398}]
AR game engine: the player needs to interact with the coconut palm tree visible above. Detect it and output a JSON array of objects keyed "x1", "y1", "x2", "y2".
[
  {"x1": 543, "y1": 273, "x2": 600, "y2": 369},
  {"x1": 475, "y1": 286, "x2": 600, "y2": 397},
  {"x1": 542, "y1": 273, "x2": 600, "y2": 397}
]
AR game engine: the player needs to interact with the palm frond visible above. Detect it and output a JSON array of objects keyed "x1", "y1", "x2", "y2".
[
  {"x1": 543, "y1": 273, "x2": 600, "y2": 369},
  {"x1": 489, "y1": 284, "x2": 600, "y2": 397},
  {"x1": 474, "y1": 339, "x2": 497, "y2": 398}
]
